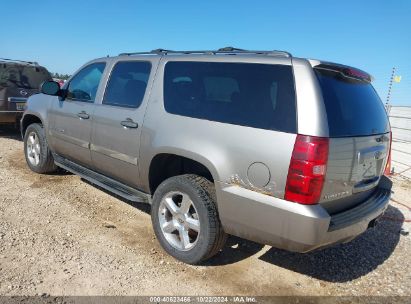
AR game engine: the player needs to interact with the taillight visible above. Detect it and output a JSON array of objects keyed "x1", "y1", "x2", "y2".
[{"x1": 285, "y1": 135, "x2": 329, "y2": 205}]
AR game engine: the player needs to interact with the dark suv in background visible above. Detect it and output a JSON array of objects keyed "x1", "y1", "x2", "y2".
[{"x1": 0, "y1": 58, "x2": 52, "y2": 126}]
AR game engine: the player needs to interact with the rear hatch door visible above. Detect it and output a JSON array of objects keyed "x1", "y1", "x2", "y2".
[{"x1": 313, "y1": 64, "x2": 390, "y2": 214}]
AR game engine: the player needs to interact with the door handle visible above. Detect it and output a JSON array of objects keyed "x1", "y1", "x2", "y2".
[
  {"x1": 353, "y1": 176, "x2": 379, "y2": 193},
  {"x1": 121, "y1": 118, "x2": 138, "y2": 129},
  {"x1": 77, "y1": 111, "x2": 90, "y2": 119}
]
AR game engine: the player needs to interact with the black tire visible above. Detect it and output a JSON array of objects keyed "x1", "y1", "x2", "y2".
[
  {"x1": 151, "y1": 174, "x2": 227, "y2": 264},
  {"x1": 24, "y1": 123, "x2": 58, "y2": 174}
]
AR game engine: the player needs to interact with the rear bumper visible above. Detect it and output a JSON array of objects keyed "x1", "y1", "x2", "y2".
[{"x1": 217, "y1": 176, "x2": 391, "y2": 252}]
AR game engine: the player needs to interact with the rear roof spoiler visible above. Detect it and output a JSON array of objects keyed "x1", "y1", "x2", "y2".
[{"x1": 308, "y1": 59, "x2": 373, "y2": 83}]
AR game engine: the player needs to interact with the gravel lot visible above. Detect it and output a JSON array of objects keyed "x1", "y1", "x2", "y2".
[{"x1": 0, "y1": 127, "x2": 410, "y2": 297}]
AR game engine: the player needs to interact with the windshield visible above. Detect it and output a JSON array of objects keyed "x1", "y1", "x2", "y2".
[
  {"x1": 0, "y1": 64, "x2": 52, "y2": 89},
  {"x1": 315, "y1": 68, "x2": 390, "y2": 137}
]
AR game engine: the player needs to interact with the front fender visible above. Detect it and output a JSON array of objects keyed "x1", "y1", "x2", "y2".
[{"x1": 21, "y1": 94, "x2": 54, "y2": 138}]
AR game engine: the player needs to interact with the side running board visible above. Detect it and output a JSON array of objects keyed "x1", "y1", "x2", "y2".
[{"x1": 53, "y1": 153, "x2": 151, "y2": 204}]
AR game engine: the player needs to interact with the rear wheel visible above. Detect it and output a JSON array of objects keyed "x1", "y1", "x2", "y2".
[
  {"x1": 151, "y1": 174, "x2": 227, "y2": 264},
  {"x1": 24, "y1": 123, "x2": 57, "y2": 174}
]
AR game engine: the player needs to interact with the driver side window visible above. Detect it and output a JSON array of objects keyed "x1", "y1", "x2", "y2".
[{"x1": 67, "y1": 62, "x2": 106, "y2": 102}]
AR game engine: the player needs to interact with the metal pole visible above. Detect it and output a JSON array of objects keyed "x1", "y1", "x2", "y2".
[{"x1": 386, "y1": 67, "x2": 396, "y2": 106}]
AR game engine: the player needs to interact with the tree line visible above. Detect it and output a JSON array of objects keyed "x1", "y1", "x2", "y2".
[{"x1": 51, "y1": 72, "x2": 71, "y2": 80}]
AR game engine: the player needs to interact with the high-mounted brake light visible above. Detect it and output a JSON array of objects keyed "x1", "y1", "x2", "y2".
[
  {"x1": 285, "y1": 135, "x2": 329, "y2": 205},
  {"x1": 342, "y1": 68, "x2": 372, "y2": 82}
]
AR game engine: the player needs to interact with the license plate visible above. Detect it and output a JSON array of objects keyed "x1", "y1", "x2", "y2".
[
  {"x1": 16, "y1": 103, "x2": 26, "y2": 111},
  {"x1": 359, "y1": 159, "x2": 377, "y2": 178}
]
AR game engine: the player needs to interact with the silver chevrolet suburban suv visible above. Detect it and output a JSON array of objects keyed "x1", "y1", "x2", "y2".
[{"x1": 21, "y1": 47, "x2": 392, "y2": 264}]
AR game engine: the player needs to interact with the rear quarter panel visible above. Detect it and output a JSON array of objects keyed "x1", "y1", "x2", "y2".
[{"x1": 292, "y1": 58, "x2": 329, "y2": 137}]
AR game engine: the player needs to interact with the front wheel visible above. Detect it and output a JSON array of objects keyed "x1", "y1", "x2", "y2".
[
  {"x1": 151, "y1": 175, "x2": 227, "y2": 264},
  {"x1": 24, "y1": 123, "x2": 57, "y2": 174}
]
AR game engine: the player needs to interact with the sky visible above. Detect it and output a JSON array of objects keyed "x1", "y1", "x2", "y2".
[{"x1": 1, "y1": 0, "x2": 410, "y2": 105}]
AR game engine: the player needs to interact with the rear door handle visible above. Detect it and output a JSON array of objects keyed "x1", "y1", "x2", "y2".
[
  {"x1": 77, "y1": 111, "x2": 90, "y2": 119},
  {"x1": 121, "y1": 118, "x2": 138, "y2": 129},
  {"x1": 352, "y1": 177, "x2": 380, "y2": 193}
]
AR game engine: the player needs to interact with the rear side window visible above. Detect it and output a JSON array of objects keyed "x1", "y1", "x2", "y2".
[
  {"x1": 164, "y1": 62, "x2": 296, "y2": 133},
  {"x1": 315, "y1": 69, "x2": 389, "y2": 137},
  {"x1": 103, "y1": 61, "x2": 151, "y2": 108}
]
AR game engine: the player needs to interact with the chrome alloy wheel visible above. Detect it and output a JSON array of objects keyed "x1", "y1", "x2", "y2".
[
  {"x1": 26, "y1": 131, "x2": 41, "y2": 166},
  {"x1": 158, "y1": 191, "x2": 200, "y2": 251}
]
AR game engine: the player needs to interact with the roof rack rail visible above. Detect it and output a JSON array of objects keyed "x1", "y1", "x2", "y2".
[
  {"x1": 118, "y1": 49, "x2": 166, "y2": 56},
  {"x1": 119, "y1": 47, "x2": 292, "y2": 57},
  {"x1": 216, "y1": 46, "x2": 292, "y2": 57},
  {"x1": 0, "y1": 58, "x2": 39, "y2": 66}
]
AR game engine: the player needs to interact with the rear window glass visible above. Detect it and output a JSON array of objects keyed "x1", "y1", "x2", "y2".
[
  {"x1": 164, "y1": 62, "x2": 297, "y2": 133},
  {"x1": 0, "y1": 64, "x2": 51, "y2": 89},
  {"x1": 315, "y1": 69, "x2": 389, "y2": 137}
]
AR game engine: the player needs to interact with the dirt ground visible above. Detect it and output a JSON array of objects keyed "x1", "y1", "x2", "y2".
[{"x1": 0, "y1": 127, "x2": 410, "y2": 297}]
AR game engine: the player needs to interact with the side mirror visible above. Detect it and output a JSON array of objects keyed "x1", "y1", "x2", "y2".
[{"x1": 41, "y1": 81, "x2": 61, "y2": 96}]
